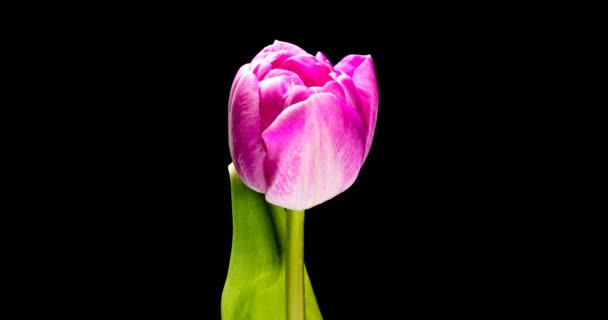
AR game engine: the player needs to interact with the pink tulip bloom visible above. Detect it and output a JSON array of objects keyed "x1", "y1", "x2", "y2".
[{"x1": 228, "y1": 40, "x2": 378, "y2": 210}]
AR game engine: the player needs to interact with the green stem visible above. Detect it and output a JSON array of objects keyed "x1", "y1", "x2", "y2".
[{"x1": 286, "y1": 209, "x2": 305, "y2": 320}]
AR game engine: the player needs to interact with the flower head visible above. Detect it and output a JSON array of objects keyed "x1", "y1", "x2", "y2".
[{"x1": 229, "y1": 40, "x2": 378, "y2": 210}]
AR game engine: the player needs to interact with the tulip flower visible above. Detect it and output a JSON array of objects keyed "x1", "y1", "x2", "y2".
[
  {"x1": 224, "y1": 40, "x2": 378, "y2": 320},
  {"x1": 228, "y1": 40, "x2": 378, "y2": 210}
]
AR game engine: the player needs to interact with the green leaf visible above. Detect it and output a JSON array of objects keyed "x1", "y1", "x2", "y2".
[{"x1": 221, "y1": 164, "x2": 323, "y2": 320}]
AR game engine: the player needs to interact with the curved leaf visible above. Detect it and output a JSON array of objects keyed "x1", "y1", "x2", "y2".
[{"x1": 222, "y1": 163, "x2": 323, "y2": 320}]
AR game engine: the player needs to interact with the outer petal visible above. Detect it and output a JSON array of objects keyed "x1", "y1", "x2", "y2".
[
  {"x1": 336, "y1": 55, "x2": 378, "y2": 159},
  {"x1": 261, "y1": 93, "x2": 366, "y2": 210},
  {"x1": 228, "y1": 64, "x2": 267, "y2": 192}
]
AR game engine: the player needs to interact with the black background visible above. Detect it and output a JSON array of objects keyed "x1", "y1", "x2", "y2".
[{"x1": 32, "y1": 7, "x2": 556, "y2": 319}]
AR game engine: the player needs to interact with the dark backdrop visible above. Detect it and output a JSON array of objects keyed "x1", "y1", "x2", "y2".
[{"x1": 49, "y1": 8, "x2": 545, "y2": 319}]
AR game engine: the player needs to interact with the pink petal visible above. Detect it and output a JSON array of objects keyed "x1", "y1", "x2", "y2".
[
  {"x1": 252, "y1": 40, "x2": 307, "y2": 78},
  {"x1": 263, "y1": 69, "x2": 304, "y2": 85},
  {"x1": 251, "y1": 50, "x2": 296, "y2": 79},
  {"x1": 334, "y1": 54, "x2": 366, "y2": 77},
  {"x1": 321, "y1": 80, "x2": 346, "y2": 103},
  {"x1": 351, "y1": 56, "x2": 378, "y2": 159},
  {"x1": 261, "y1": 93, "x2": 366, "y2": 210},
  {"x1": 258, "y1": 75, "x2": 291, "y2": 133},
  {"x1": 315, "y1": 51, "x2": 333, "y2": 68},
  {"x1": 251, "y1": 58, "x2": 273, "y2": 79},
  {"x1": 280, "y1": 54, "x2": 333, "y2": 87},
  {"x1": 285, "y1": 85, "x2": 315, "y2": 107},
  {"x1": 228, "y1": 64, "x2": 249, "y2": 119},
  {"x1": 228, "y1": 64, "x2": 267, "y2": 193},
  {"x1": 254, "y1": 40, "x2": 307, "y2": 58},
  {"x1": 336, "y1": 73, "x2": 363, "y2": 118},
  {"x1": 316, "y1": 51, "x2": 339, "y2": 80},
  {"x1": 336, "y1": 55, "x2": 378, "y2": 159}
]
